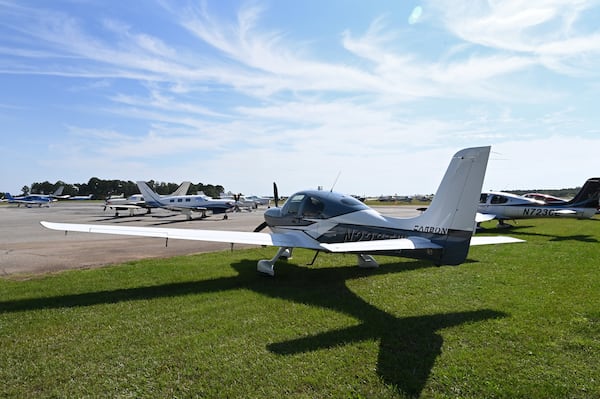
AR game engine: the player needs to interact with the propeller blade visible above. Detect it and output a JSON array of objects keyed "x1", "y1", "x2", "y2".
[
  {"x1": 253, "y1": 221, "x2": 268, "y2": 232},
  {"x1": 273, "y1": 182, "x2": 279, "y2": 207}
]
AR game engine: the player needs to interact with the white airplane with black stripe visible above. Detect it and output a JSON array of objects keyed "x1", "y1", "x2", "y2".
[
  {"x1": 41, "y1": 146, "x2": 522, "y2": 276},
  {"x1": 477, "y1": 177, "x2": 600, "y2": 227}
]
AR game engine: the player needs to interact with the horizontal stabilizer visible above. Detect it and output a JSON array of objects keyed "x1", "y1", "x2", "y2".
[
  {"x1": 470, "y1": 236, "x2": 525, "y2": 246},
  {"x1": 320, "y1": 237, "x2": 442, "y2": 253},
  {"x1": 476, "y1": 212, "x2": 496, "y2": 223},
  {"x1": 554, "y1": 209, "x2": 577, "y2": 215}
]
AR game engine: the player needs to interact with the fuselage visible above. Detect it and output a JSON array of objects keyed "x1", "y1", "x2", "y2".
[
  {"x1": 478, "y1": 191, "x2": 597, "y2": 220},
  {"x1": 263, "y1": 190, "x2": 469, "y2": 263},
  {"x1": 153, "y1": 194, "x2": 234, "y2": 212}
]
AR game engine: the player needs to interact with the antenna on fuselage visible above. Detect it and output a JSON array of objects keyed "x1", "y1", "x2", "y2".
[{"x1": 330, "y1": 171, "x2": 342, "y2": 192}]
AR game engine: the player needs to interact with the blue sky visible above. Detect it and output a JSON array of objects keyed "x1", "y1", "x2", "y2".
[{"x1": 1, "y1": 0, "x2": 599, "y2": 196}]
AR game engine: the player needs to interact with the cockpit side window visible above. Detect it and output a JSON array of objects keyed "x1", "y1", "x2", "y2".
[
  {"x1": 282, "y1": 194, "x2": 304, "y2": 215},
  {"x1": 301, "y1": 196, "x2": 325, "y2": 218},
  {"x1": 491, "y1": 195, "x2": 508, "y2": 204}
]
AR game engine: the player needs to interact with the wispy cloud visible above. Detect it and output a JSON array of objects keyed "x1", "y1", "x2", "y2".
[
  {"x1": 429, "y1": 0, "x2": 600, "y2": 75},
  {"x1": 1, "y1": 1, "x2": 599, "y2": 194}
]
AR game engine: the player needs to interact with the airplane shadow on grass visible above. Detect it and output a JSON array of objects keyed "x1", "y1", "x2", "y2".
[{"x1": 0, "y1": 258, "x2": 506, "y2": 397}]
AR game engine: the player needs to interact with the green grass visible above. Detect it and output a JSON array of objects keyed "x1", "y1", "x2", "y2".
[{"x1": 1, "y1": 217, "x2": 599, "y2": 398}]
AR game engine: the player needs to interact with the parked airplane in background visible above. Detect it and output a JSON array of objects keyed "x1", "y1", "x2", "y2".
[
  {"x1": 3, "y1": 186, "x2": 67, "y2": 203},
  {"x1": 3, "y1": 192, "x2": 54, "y2": 207},
  {"x1": 103, "y1": 181, "x2": 192, "y2": 217},
  {"x1": 104, "y1": 194, "x2": 147, "y2": 216},
  {"x1": 135, "y1": 181, "x2": 235, "y2": 220},
  {"x1": 49, "y1": 186, "x2": 70, "y2": 200},
  {"x1": 42, "y1": 147, "x2": 523, "y2": 276},
  {"x1": 477, "y1": 177, "x2": 600, "y2": 227},
  {"x1": 245, "y1": 195, "x2": 270, "y2": 206},
  {"x1": 69, "y1": 194, "x2": 94, "y2": 200}
]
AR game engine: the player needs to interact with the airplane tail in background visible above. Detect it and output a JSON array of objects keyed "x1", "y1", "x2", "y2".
[
  {"x1": 564, "y1": 177, "x2": 600, "y2": 208},
  {"x1": 407, "y1": 146, "x2": 491, "y2": 265},
  {"x1": 5, "y1": 193, "x2": 14, "y2": 200},
  {"x1": 171, "y1": 181, "x2": 192, "y2": 197},
  {"x1": 136, "y1": 181, "x2": 165, "y2": 208}
]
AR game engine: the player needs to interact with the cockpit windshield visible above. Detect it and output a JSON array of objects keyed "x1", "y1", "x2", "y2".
[{"x1": 281, "y1": 190, "x2": 368, "y2": 218}]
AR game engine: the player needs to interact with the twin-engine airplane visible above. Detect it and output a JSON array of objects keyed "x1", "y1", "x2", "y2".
[
  {"x1": 41, "y1": 146, "x2": 522, "y2": 276},
  {"x1": 136, "y1": 181, "x2": 235, "y2": 219},
  {"x1": 104, "y1": 181, "x2": 192, "y2": 217},
  {"x1": 477, "y1": 177, "x2": 600, "y2": 227}
]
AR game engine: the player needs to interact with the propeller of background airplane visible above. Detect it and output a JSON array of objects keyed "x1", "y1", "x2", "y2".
[{"x1": 253, "y1": 182, "x2": 279, "y2": 232}]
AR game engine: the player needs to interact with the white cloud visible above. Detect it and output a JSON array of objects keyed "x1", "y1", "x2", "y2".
[
  {"x1": 429, "y1": 0, "x2": 600, "y2": 75},
  {"x1": 1, "y1": 1, "x2": 599, "y2": 195}
]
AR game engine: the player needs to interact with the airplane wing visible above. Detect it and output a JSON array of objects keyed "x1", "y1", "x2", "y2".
[
  {"x1": 41, "y1": 221, "x2": 523, "y2": 254},
  {"x1": 40, "y1": 221, "x2": 318, "y2": 249}
]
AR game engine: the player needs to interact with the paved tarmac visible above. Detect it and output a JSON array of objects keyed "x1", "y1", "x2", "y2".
[{"x1": 0, "y1": 201, "x2": 420, "y2": 277}]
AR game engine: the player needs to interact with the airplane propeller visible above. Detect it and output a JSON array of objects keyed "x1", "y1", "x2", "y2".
[
  {"x1": 253, "y1": 182, "x2": 279, "y2": 232},
  {"x1": 253, "y1": 222, "x2": 268, "y2": 232}
]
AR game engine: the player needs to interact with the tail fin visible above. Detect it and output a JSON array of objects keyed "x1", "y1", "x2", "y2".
[
  {"x1": 564, "y1": 178, "x2": 600, "y2": 208},
  {"x1": 411, "y1": 146, "x2": 491, "y2": 264},
  {"x1": 5, "y1": 193, "x2": 14, "y2": 200},
  {"x1": 136, "y1": 181, "x2": 165, "y2": 207},
  {"x1": 170, "y1": 181, "x2": 191, "y2": 196},
  {"x1": 53, "y1": 186, "x2": 64, "y2": 196}
]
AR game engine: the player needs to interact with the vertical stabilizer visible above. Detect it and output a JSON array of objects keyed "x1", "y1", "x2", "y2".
[
  {"x1": 415, "y1": 146, "x2": 490, "y2": 231},
  {"x1": 136, "y1": 181, "x2": 165, "y2": 208},
  {"x1": 411, "y1": 146, "x2": 490, "y2": 264},
  {"x1": 171, "y1": 181, "x2": 192, "y2": 196},
  {"x1": 565, "y1": 177, "x2": 600, "y2": 208}
]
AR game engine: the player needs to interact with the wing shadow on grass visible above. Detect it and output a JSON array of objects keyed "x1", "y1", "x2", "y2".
[
  {"x1": 256, "y1": 261, "x2": 506, "y2": 397},
  {"x1": 0, "y1": 258, "x2": 505, "y2": 397}
]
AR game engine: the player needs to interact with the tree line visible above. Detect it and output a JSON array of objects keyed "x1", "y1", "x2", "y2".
[{"x1": 20, "y1": 178, "x2": 225, "y2": 199}]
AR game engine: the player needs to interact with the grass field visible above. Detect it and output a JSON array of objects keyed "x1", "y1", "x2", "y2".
[{"x1": 1, "y1": 217, "x2": 599, "y2": 398}]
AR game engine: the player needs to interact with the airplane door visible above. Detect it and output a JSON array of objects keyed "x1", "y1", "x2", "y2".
[{"x1": 280, "y1": 194, "x2": 308, "y2": 226}]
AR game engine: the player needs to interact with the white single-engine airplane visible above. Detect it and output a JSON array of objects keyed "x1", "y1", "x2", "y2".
[
  {"x1": 477, "y1": 177, "x2": 600, "y2": 227},
  {"x1": 41, "y1": 147, "x2": 522, "y2": 276}
]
